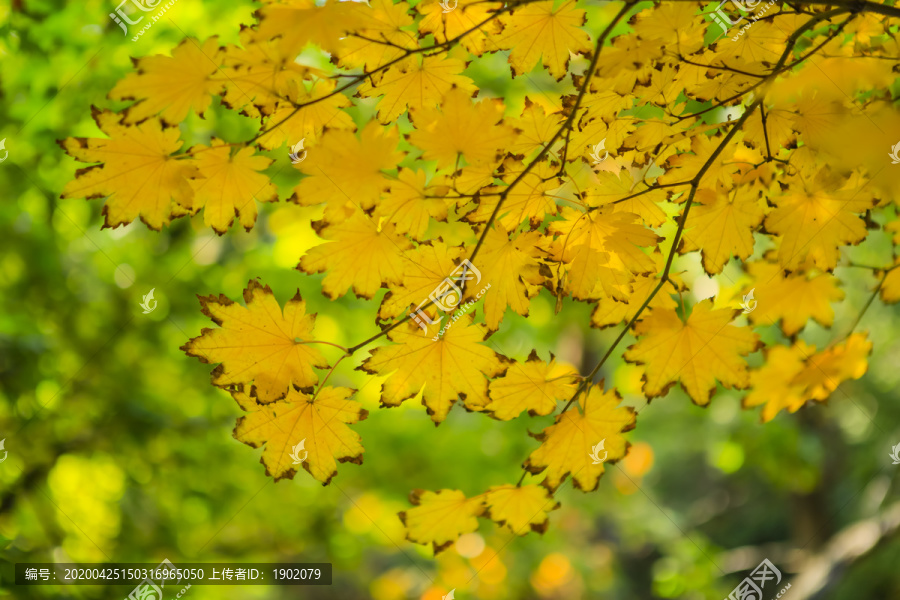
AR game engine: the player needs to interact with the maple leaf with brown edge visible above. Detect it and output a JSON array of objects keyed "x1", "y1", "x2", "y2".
[
  {"x1": 109, "y1": 37, "x2": 224, "y2": 126},
  {"x1": 252, "y1": 0, "x2": 367, "y2": 56},
  {"x1": 465, "y1": 160, "x2": 561, "y2": 231},
  {"x1": 357, "y1": 55, "x2": 476, "y2": 125},
  {"x1": 373, "y1": 168, "x2": 451, "y2": 241},
  {"x1": 549, "y1": 206, "x2": 661, "y2": 302},
  {"x1": 299, "y1": 209, "x2": 412, "y2": 300},
  {"x1": 744, "y1": 257, "x2": 844, "y2": 336},
  {"x1": 485, "y1": 350, "x2": 579, "y2": 420},
  {"x1": 332, "y1": 0, "x2": 417, "y2": 73},
  {"x1": 407, "y1": 87, "x2": 518, "y2": 170},
  {"x1": 59, "y1": 108, "x2": 199, "y2": 231},
  {"x1": 218, "y1": 31, "x2": 327, "y2": 118},
  {"x1": 468, "y1": 228, "x2": 550, "y2": 331},
  {"x1": 624, "y1": 300, "x2": 762, "y2": 406},
  {"x1": 484, "y1": 484, "x2": 559, "y2": 535},
  {"x1": 525, "y1": 382, "x2": 635, "y2": 492},
  {"x1": 181, "y1": 280, "x2": 329, "y2": 403},
  {"x1": 188, "y1": 139, "x2": 278, "y2": 235},
  {"x1": 765, "y1": 177, "x2": 876, "y2": 272},
  {"x1": 494, "y1": 0, "x2": 591, "y2": 81},
  {"x1": 416, "y1": 0, "x2": 502, "y2": 56},
  {"x1": 358, "y1": 316, "x2": 509, "y2": 424},
  {"x1": 591, "y1": 251, "x2": 684, "y2": 329},
  {"x1": 233, "y1": 386, "x2": 367, "y2": 484},
  {"x1": 378, "y1": 241, "x2": 464, "y2": 320},
  {"x1": 399, "y1": 489, "x2": 485, "y2": 554},
  {"x1": 254, "y1": 78, "x2": 357, "y2": 151},
  {"x1": 678, "y1": 185, "x2": 766, "y2": 275},
  {"x1": 291, "y1": 121, "x2": 402, "y2": 222}
]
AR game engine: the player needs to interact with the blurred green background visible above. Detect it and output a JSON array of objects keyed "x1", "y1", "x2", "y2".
[{"x1": 2, "y1": 0, "x2": 900, "y2": 598}]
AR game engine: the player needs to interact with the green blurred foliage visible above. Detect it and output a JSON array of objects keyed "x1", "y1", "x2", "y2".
[{"x1": 2, "y1": 1, "x2": 900, "y2": 599}]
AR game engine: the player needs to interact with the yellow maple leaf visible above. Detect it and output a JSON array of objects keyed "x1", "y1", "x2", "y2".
[
  {"x1": 642, "y1": 64, "x2": 681, "y2": 105},
  {"x1": 524, "y1": 383, "x2": 636, "y2": 491},
  {"x1": 290, "y1": 121, "x2": 403, "y2": 222},
  {"x1": 358, "y1": 55, "x2": 476, "y2": 124},
  {"x1": 743, "y1": 334, "x2": 871, "y2": 421},
  {"x1": 219, "y1": 32, "x2": 326, "y2": 118},
  {"x1": 679, "y1": 185, "x2": 766, "y2": 275},
  {"x1": 765, "y1": 180, "x2": 875, "y2": 271},
  {"x1": 794, "y1": 333, "x2": 872, "y2": 401},
  {"x1": 465, "y1": 160, "x2": 561, "y2": 231},
  {"x1": 791, "y1": 93, "x2": 847, "y2": 150},
  {"x1": 332, "y1": 0, "x2": 417, "y2": 73},
  {"x1": 494, "y1": 0, "x2": 591, "y2": 81},
  {"x1": 742, "y1": 342, "x2": 809, "y2": 422},
  {"x1": 299, "y1": 209, "x2": 412, "y2": 299},
  {"x1": 188, "y1": 140, "x2": 278, "y2": 234},
  {"x1": 624, "y1": 300, "x2": 761, "y2": 406},
  {"x1": 109, "y1": 37, "x2": 224, "y2": 126},
  {"x1": 255, "y1": 79, "x2": 357, "y2": 151},
  {"x1": 593, "y1": 35, "x2": 660, "y2": 93},
  {"x1": 508, "y1": 99, "x2": 566, "y2": 158},
  {"x1": 252, "y1": 0, "x2": 367, "y2": 55},
  {"x1": 744, "y1": 258, "x2": 845, "y2": 336},
  {"x1": 233, "y1": 386, "x2": 366, "y2": 483},
  {"x1": 658, "y1": 134, "x2": 734, "y2": 189},
  {"x1": 580, "y1": 86, "x2": 632, "y2": 126},
  {"x1": 359, "y1": 316, "x2": 509, "y2": 423},
  {"x1": 468, "y1": 228, "x2": 548, "y2": 330},
  {"x1": 743, "y1": 104, "x2": 795, "y2": 150},
  {"x1": 582, "y1": 170, "x2": 669, "y2": 228},
  {"x1": 407, "y1": 87, "x2": 517, "y2": 170},
  {"x1": 633, "y1": 2, "x2": 705, "y2": 53},
  {"x1": 59, "y1": 108, "x2": 198, "y2": 231},
  {"x1": 181, "y1": 280, "x2": 330, "y2": 403},
  {"x1": 549, "y1": 206, "x2": 660, "y2": 301},
  {"x1": 399, "y1": 489, "x2": 486, "y2": 554},
  {"x1": 416, "y1": 0, "x2": 502, "y2": 56},
  {"x1": 591, "y1": 252, "x2": 683, "y2": 329},
  {"x1": 373, "y1": 168, "x2": 451, "y2": 241},
  {"x1": 485, "y1": 351, "x2": 579, "y2": 420},
  {"x1": 567, "y1": 115, "x2": 634, "y2": 170},
  {"x1": 378, "y1": 241, "x2": 464, "y2": 320},
  {"x1": 485, "y1": 484, "x2": 559, "y2": 535}
]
